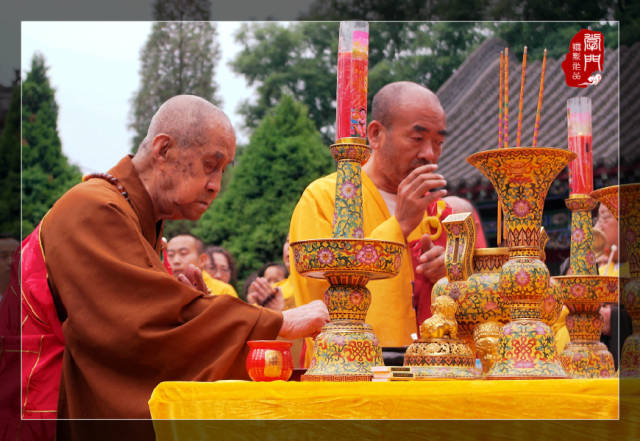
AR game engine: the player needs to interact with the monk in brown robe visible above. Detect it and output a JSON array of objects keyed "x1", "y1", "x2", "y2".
[{"x1": 39, "y1": 95, "x2": 328, "y2": 435}]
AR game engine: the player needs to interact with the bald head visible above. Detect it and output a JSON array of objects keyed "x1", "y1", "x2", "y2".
[
  {"x1": 371, "y1": 82, "x2": 443, "y2": 128},
  {"x1": 131, "y1": 94, "x2": 237, "y2": 222},
  {"x1": 141, "y1": 95, "x2": 234, "y2": 152}
]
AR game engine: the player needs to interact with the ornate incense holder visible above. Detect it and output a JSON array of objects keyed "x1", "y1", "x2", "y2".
[
  {"x1": 404, "y1": 294, "x2": 478, "y2": 378},
  {"x1": 467, "y1": 147, "x2": 574, "y2": 378},
  {"x1": 552, "y1": 193, "x2": 618, "y2": 378},
  {"x1": 291, "y1": 138, "x2": 404, "y2": 381},
  {"x1": 591, "y1": 184, "x2": 640, "y2": 377}
]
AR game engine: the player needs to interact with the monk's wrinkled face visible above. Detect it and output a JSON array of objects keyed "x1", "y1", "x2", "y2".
[
  {"x1": 369, "y1": 94, "x2": 446, "y2": 192},
  {"x1": 167, "y1": 236, "x2": 202, "y2": 276},
  {"x1": 160, "y1": 127, "x2": 236, "y2": 220}
]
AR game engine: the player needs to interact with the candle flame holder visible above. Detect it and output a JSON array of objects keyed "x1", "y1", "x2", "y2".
[{"x1": 291, "y1": 138, "x2": 405, "y2": 381}]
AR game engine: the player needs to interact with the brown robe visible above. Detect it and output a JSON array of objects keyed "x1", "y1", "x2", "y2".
[{"x1": 40, "y1": 156, "x2": 283, "y2": 421}]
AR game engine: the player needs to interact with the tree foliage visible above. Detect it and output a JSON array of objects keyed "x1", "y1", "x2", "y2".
[
  {"x1": 0, "y1": 83, "x2": 20, "y2": 238},
  {"x1": 194, "y1": 95, "x2": 334, "y2": 286},
  {"x1": 231, "y1": 22, "x2": 486, "y2": 143},
  {"x1": 152, "y1": 0, "x2": 211, "y2": 20},
  {"x1": 128, "y1": 21, "x2": 221, "y2": 153},
  {"x1": 21, "y1": 53, "x2": 81, "y2": 238}
]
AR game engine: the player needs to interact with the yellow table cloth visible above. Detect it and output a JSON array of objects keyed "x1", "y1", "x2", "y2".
[
  {"x1": 149, "y1": 378, "x2": 618, "y2": 420},
  {"x1": 149, "y1": 378, "x2": 640, "y2": 441}
]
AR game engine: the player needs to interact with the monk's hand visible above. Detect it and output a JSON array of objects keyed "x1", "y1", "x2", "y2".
[
  {"x1": 395, "y1": 164, "x2": 447, "y2": 240},
  {"x1": 247, "y1": 278, "x2": 284, "y2": 311},
  {"x1": 278, "y1": 300, "x2": 329, "y2": 340},
  {"x1": 176, "y1": 264, "x2": 209, "y2": 295},
  {"x1": 415, "y1": 234, "x2": 446, "y2": 283}
]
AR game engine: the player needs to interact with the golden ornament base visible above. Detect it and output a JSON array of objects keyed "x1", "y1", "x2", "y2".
[{"x1": 404, "y1": 338, "x2": 479, "y2": 379}]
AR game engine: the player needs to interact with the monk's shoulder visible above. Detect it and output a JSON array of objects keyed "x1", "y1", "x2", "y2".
[
  {"x1": 301, "y1": 172, "x2": 337, "y2": 200},
  {"x1": 47, "y1": 179, "x2": 133, "y2": 225}
]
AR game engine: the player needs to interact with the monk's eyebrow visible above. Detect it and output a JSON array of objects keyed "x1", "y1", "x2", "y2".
[{"x1": 411, "y1": 125, "x2": 449, "y2": 137}]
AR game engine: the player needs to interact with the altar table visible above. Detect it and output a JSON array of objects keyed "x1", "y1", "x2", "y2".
[{"x1": 148, "y1": 378, "x2": 640, "y2": 441}]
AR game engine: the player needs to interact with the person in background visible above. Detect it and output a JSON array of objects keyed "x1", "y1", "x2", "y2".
[
  {"x1": 247, "y1": 236, "x2": 305, "y2": 367},
  {"x1": 600, "y1": 302, "x2": 633, "y2": 371},
  {"x1": 167, "y1": 234, "x2": 239, "y2": 298},
  {"x1": 594, "y1": 202, "x2": 628, "y2": 277},
  {"x1": 205, "y1": 245, "x2": 237, "y2": 287}
]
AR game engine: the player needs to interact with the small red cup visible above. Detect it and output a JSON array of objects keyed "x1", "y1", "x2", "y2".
[{"x1": 246, "y1": 340, "x2": 293, "y2": 381}]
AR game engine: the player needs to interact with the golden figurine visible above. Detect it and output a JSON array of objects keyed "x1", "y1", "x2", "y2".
[
  {"x1": 419, "y1": 295, "x2": 458, "y2": 340},
  {"x1": 404, "y1": 295, "x2": 479, "y2": 378},
  {"x1": 473, "y1": 321, "x2": 501, "y2": 374}
]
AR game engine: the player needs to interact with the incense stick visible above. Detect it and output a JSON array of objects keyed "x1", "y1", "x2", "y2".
[
  {"x1": 532, "y1": 48, "x2": 547, "y2": 147},
  {"x1": 503, "y1": 48, "x2": 509, "y2": 148},
  {"x1": 499, "y1": 51, "x2": 503, "y2": 149},
  {"x1": 516, "y1": 46, "x2": 527, "y2": 147}
]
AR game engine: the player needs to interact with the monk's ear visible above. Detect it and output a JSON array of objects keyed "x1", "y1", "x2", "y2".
[
  {"x1": 151, "y1": 134, "x2": 174, "y2": 163},
  {"x1": 367, "y1": 120, "x2": 385, "y2": 151},
  {"x1": 198, "y1": 253, "x2": 210, "y2": 271}
]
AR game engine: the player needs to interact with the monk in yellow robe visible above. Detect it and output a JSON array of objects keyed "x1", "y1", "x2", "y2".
[
  {"x1": 167, "y1": 234, "x2": 239, "y2": 297},
  {"x1": 38, "y1": 96, "x2": 329, "y2": 438},
  {"x1": 289, "y1": 82, "x2": 452, "y2": 366}
]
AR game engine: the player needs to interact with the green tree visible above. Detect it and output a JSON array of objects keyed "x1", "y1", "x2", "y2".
[
  {"x1": 0, "y1": 82, "x2": 20, "y2": 238},
  {"x1": 194, "y1": 95, "x2": 334, "y2": 292},
  {"x1": 21, "y1": 53, "x2": 81, "y2": 237},
  {"x1": 128, "y1": 21, "x2": 222, "y2": 154},
  {"x1": 231, "y1": 22, "x2": 485, "y2": 144}
]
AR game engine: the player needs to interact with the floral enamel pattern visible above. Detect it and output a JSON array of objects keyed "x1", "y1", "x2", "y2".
[
  {"x1": 332, "y1": 160, "x2": 365, "y2": 238},
  {"x1": 565, "y1": 195, "x2": 598, "y2": 275},
  {"x1": 298, "y1": 138, "x2": 407, "y2": 382},
  {"x1": 303, "y1": 322, "x2": 382, "y2": 380},
  {"x1": 291, "y1": 239, "x2": 404, "y2": 280},
  {"x1": 442, "y1": 212, "x2": 476, "y2": 282},
  {"x1": 499, "y1": 257, "x2": 550, "y2": 319},
  {"x1": 552, "y1": 275, "x2": 618, "y2": 377},
  {"x1": 467, "y1": 147, "x2": 575, "y2": 248},
  {"x1": 468, "y1": 148, "x2": 574, "y2": 378},
  {"x1": 487, "y1": 320, "x2": 567, "y2": 378}
]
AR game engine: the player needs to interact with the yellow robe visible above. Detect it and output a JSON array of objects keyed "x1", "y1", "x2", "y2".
[
  {"x1": 289, "y1": 171, "x2": 442, "y2": 366},
  {"x1": 273, "y1": 277, "x2": 304, "y2": 367},
  {"x1": 203, "y1": 271, "x2": 239, "y2": 298},
  {"x1": 598, "y1": 261, "x2": 630, "y2": 277},
  {"x1": 274, "y1": 277, "x2": 296, "y2": 310}
]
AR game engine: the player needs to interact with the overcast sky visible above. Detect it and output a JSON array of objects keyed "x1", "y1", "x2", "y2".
[{"x1": 21, "y1": 21, "x2": 257, "y2": 174}]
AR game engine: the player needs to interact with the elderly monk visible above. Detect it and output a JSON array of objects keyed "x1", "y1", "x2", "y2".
[
  {"x1": 288, "y1": 81, "x2": 476, "y2": 366},
  {"x1": 167, "y1": 234, "x2": 239, "y2": 297},
  {"x1": 39, "y1": 95, "x2": 328, "y2": 427}
]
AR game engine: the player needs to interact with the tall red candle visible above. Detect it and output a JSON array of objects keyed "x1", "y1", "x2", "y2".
[
  {"x1": 336, "y1": 22, "x2": 369, "y2": 141},
  {"x1": 567, "y1": 97, "x2": 593, "y2": 194}
]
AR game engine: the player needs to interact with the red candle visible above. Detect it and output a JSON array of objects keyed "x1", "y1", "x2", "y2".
[
  {"x1": 568, "y1": 134, "x2": 593, "y2": 194},
  {"x1": 567, "y1": 97, "x2": 593, "y2": 194},
  {"x1": 336, "y1": 51, "x2": 351, "y2": 140},
  {"x1": 336, "y1": 22, "x2": 369, "y2": 141}
]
